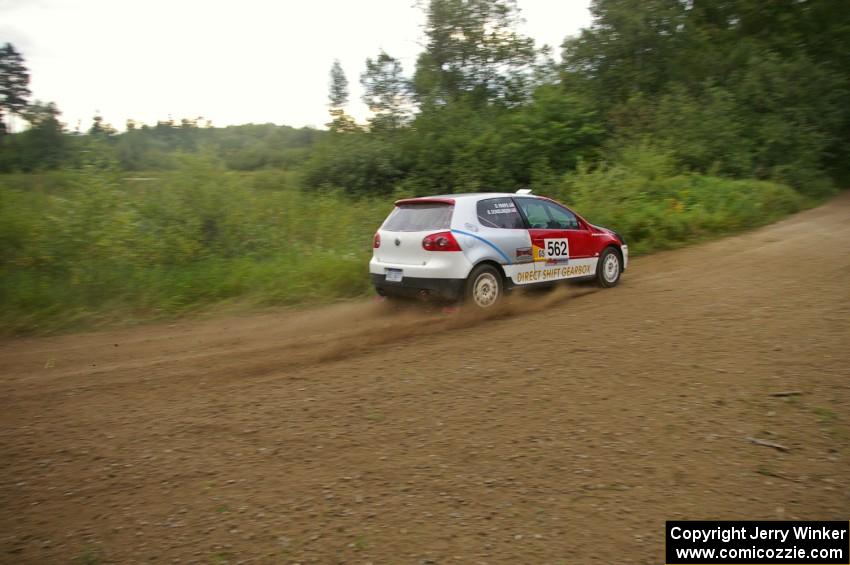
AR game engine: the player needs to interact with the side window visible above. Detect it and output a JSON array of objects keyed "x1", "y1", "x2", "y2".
[
  {"x1": 517, "y1": 198, "x2": 581, "y2": 229},
  {"x1": 543, "y1": 201, "x2": 581, "y2": 230},
  {"x1": 516, "y1": 198, "x2": 550, "y2": 229},
  {"x1": 476, "y1": 198, "x2": 525, "y2": 229}
]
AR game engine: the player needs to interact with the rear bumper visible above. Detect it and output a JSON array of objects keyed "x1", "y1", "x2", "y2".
[{"x1": 371, "y1": 273, "x2": 465, "y2": 301}]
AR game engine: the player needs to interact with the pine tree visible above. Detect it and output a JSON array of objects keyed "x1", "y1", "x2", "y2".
[
  {"x1": 0, "y1": 43, "x2": 32, "y2": 134},
  {"x1": 327, "y1": 60, "x2": 356, "y2": 132}
]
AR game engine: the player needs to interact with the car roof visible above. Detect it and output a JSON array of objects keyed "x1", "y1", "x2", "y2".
[{"x1": 396, "y1": 192, "x2": 541, "y2": 204}]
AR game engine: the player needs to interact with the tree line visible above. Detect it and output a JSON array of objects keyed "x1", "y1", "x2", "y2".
[
  {"x1": 305, "y1": 0, "x2": 849, "y2": 198},
  {"x1": 0, "y1": 43, "x2": 323, "y2": 172},
  {"x1": 2, "y1": 0, "x2": 849, "y2": 197}
]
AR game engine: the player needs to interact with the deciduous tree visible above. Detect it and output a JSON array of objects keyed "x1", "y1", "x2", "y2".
[
  {"x1": 413, "y1": 0, "x2": 535, "y2": 106},
  {"x1": 360, "y1": 50, "x2": 410, "y2": 131}
]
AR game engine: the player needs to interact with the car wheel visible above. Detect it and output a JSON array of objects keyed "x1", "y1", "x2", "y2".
[
  {"x1": 465, "y1": 264, "x2": 503, "y2": 308},
  {"x1": 596, "y1": 247, "x2": 622, "y2": 288}
]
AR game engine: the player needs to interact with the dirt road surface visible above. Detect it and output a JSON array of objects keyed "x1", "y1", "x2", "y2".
[{"x1": 2, "y1": 194, "x2": 849, "y2": 564}]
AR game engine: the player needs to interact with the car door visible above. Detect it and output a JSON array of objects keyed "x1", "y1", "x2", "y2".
[
  {"x1": 540, "y1": 199, "x2": 595, "y2": 259},
  {"x1": 465, "y1": 197, "x2": 532, "y2": 264},
  {"x1": 515, "y1": 197, "x2": 593, "y2": 264}
]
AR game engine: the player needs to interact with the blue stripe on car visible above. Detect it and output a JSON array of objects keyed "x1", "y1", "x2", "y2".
[{"x1": 450, "y1": 229, "x2": 512, "y2": 264}]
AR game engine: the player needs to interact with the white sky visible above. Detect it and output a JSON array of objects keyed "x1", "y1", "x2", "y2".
[{"x1": 0, "y1": 0, "x2": 591, "y2": 131}]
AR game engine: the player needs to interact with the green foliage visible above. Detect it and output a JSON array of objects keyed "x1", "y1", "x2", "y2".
[
  {"x1": 562, "y1": 0, "x2": 850, "y2": 190},
  {"x1": 213, "y1": 123, "x2": 322, "y2": 171},
  {"x1": 0, "y1": 162, "x2": 388, "y2": 333},
  {"x1": 503, "y1": 86, "x2": 604, "y2": 181},
  {"x1": 563, "y1": 0, "x2": 687, "y2": 104},
  {"x1": 414, "y1": 0, "x2": 535, "y2": 105},
  {"x1": 1, "y1": 0, "x2": 844, "y2": 333},
  {"x1": 0, "y1": 42, "x2": 31, "y2": 130},
  {"x1": 89, "y1": 113, "x2": 117, "y2": 137},
  {"x1": 328, "y1": 59, "x2": 349, "y2": 109},
  {"x1": 633, "y1": 53, "x2": 844, "y2": 198},
  {"x1": 1, "y1": 119, "x2": 323, "y2": 173},
  {"x1": 361, "y1": 50, "x2": 409, "y2": 131},
  {"x1": 327, "y1": 60, "x2": 357, "y2": 133},
  {"x1": 557, "y1": 145, "x2": 806, "y2": 254},
  {"x1": 302, "y1": 131, "x2": 405, "y2": 195},
  {"x1": 304, "y1": 0, "x2": 846, "y2": 196},
  {"x1": 5, "y1": 0, "x2": 848, "y2": 194},
  {"x1": 304, "y1": 85, "x2": 604, "y2": 195},
  {"x1": 0, "y1": 101, "x2": 67, "y2": 171},
  {"x1": 0, "y1": 147, "x2": 808, "y2": 333}
]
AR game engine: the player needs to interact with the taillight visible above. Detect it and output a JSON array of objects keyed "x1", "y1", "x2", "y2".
[
  {"x1": 422, "y1": 231, "x2": 461, "y2": 252},
  {"x1": 373, "y1": 232, "x2": 381, "y2": 248}
]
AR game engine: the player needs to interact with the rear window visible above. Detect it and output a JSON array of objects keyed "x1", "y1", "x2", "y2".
[{"x1": 383, "y1": 203, "x2": 453, "y2": 232}]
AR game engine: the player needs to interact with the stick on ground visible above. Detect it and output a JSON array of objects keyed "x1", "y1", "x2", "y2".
[{"x1": 746, "y1": 436, "x2": 790, "y2": 452}]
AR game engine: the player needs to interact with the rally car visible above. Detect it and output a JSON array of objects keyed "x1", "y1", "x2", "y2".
[{"x1": 369, "y1": 190, "x2": 628, "y2": 308}]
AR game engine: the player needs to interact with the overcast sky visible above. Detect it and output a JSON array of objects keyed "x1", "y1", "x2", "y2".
[{"x1": 0, "y1": 0, "x2": 591, "y2": 131}]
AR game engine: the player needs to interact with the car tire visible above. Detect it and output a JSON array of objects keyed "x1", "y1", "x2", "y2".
[
  {"x1": 465, "y1": 264, "x2": 503, "y2": 308},
  {"x1": 596, "y1": 247, "x2": 622, "y2": 288}
]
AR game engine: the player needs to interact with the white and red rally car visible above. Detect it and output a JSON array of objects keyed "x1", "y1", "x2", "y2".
[{"x1": 370, "y1": 190, "x2": 628, "y2": 308}]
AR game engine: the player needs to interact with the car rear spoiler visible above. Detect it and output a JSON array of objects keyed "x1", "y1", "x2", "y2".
[{"x1": 394, "y1": 198, "x2": 456, "y2": 206}]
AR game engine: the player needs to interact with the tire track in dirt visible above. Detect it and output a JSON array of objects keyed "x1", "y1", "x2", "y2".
[{"x1": 0, "y1": 284, "x2": 600, "y2": 399}]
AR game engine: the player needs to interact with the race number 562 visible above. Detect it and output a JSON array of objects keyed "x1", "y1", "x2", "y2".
[{"x1": 544, "y1": 238, "x2": 569, "y2": 259}]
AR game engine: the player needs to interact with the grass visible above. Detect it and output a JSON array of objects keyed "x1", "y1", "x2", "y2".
[
  {"x1": 0, "y1": 153, "x2": 813, "y2": 334},
  {"x1": 353, "y1": 536, "x2": 369, "y2": 551},
  {"x1": 813, "y1": 407, "x2": 837, "y2": 425},
  {"x1": 74, "y1": 546, "x2": 101, "y2": 565},
  {"x1": 0, "y1": 161, "x2": 388, "y2": 334}
]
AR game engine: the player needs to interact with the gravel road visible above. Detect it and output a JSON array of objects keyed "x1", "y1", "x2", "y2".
[{"x1": 2, "y1": 193, "x2": 848, "y2": 564}]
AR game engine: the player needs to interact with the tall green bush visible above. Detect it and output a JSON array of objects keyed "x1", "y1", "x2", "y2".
[
  {"x1": 0, "y1": 161, "x2": 389, "y2": 333},
  {"x1": 558, "y1": 147, "x2": 806, "y2": 254}
]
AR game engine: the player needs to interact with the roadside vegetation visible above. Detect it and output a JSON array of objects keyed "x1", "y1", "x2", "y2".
[
  {"x1": 0, "y1": 165, "x2": 389, "y2": 332},
  {"x1": 1, "y1": 0, "x2": 848, "y2": 333}
]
